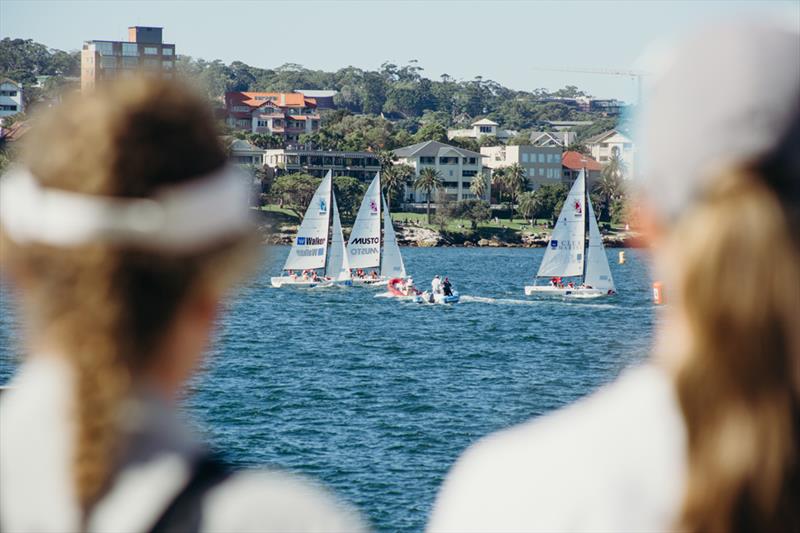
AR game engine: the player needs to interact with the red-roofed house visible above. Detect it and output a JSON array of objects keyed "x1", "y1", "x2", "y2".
[
  {"x1": 562, "y1": 151, "x2": 601, "y2": 186},
  {"x1": 225, "y1": 91, "x2": 320, "y2": 143}
]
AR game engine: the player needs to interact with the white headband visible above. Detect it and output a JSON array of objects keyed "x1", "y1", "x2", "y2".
[{"x1": 0, "y1": 165, "x2": 254, "y2": 252}]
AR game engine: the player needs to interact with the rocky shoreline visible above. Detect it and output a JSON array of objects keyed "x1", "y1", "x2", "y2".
[{"x1": 257, "y1": 217, "x2": 645, "y2": 249}]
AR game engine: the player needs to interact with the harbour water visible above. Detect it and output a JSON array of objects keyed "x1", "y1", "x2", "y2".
[{"x1": 0, "y1": 246, "x2": 657, "y2": 532}]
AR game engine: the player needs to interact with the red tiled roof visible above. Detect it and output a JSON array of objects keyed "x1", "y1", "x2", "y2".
[
  {"x1": 225, "y1": 91, "x2": 317, "y2": 110},
  {"x1": 562, "y1": 151, "x2": 601, "y2": 171}
]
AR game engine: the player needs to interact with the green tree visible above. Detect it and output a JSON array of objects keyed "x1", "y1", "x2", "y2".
[
  {"x1": 413, "y1": 121, "x2": 448, "y2": 143},
  {"x1": 507, "y1": 133, "x2": 532, "y2": 146},
  {"x1": 502, "y1": 162, "x2": 528, "y2": 220},
  {"x1": 333, "y1": 176, "x2": 365, "y2": 220},
  {"x1": 532, "y1": 183, "x2": 570, "y2": 225},
  {"x1": 453, "y1": 199, "x2": 491, "y2": 229},
  {"x1": 490, "y1": 167, "x2": 507, "y2": 205},
  {"x1": 250, "y1": 133, "x2": 283, "y2": 149},
  {"x1": 383, "y1": 163, "x2": 414, "y2": 208},
  {"x1": 448, "y1": 136, "x2": 480, "y2": 152},
  {"x1": 479, "y1": 135, "x2": 501, "y2": 147},
  {"x1": 517, "y1": 191, "x2": 540, "y2": 224},
  {"x1": 414, "y1": 167, "x2": 443, "y2": 224},
  {"x1": 270, "y1": 173, "x2": 321, "y2": 218},
  {"x1": 469, "y1": 173, "x2": 489, "y2": 200}
]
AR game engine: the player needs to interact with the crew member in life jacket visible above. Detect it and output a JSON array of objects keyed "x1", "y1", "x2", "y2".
[{"x1": 442, "y1": 277, "x2": 453, "y2": 296}]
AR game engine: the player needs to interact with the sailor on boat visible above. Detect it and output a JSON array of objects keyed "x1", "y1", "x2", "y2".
[
  {"x1": 442, "y1": 277, "x2": 453, "y2": 296},
  {"x1": 431, "y1": 275, "x2": 442, "y2": 294}
]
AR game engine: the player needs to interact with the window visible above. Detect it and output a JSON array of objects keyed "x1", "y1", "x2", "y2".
[
  {"x1": 538, "y1": 168, "x2": 545, "y2": 176},
  {"x1": 122, "y1": 43, "x2": 138, "y2": 56},
  {"x1": 257, "y1": 120, "x2": 268, "y2": 127},
  {"x1": 162, "y1": 60, "x2": 173, "y2": 68},
  {"x1": 443, "y1": 181, "x2": 459, "y2": 188},
  {"x1": 538, "y1": 153, "x2": 545, "y2": 163},
  {"x1": 462, "y1": 170, "x2": 477, "y2": 177},
  {"x1": 439, "y1": 157, "x2": 458, "y2": 164},
  {"x1": 122, "y1": 56, "x2": 138, "y2": 68},
  {"x1": 101, "y1": 56, "x2": 117, "y2": 68},
  {"x1": 162, "y1": 47, "x2": 174, "y2": 56},
  {"x1": 144, "y1": 46, "x2": 159, "y2": 55},
  {"x1": 468, "y1": 157, "x2": 477, "y2": 164},
  {"x1": 479, "y1": 126, "x2": 493, "y2": 133},
  {"x1": 522, "y1": 153, "x2": 529, "y2": 163},
  {"x1": 0, "y1": 105, "x2": 18, "y2": 111},
  {"x1": 420, "y1": 157, "x2": 435, "y2": 164},
  {"x1": 0, "y1": 90, "x2": 17, "y2": 97},
  {"x1": 95, "y1": 42, "x2": 114, "y2": 55}
]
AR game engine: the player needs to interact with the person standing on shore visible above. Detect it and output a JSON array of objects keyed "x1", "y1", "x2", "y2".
[
  {"x1": 428, "y1": 20, "x2": 799, "y2": 533},
  {"x1": 0, "y1": 78, "x2": 365, "y2": 532}
]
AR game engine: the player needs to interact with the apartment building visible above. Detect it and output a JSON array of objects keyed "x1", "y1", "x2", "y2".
[
  {"x1": 393, "y1": 140, "x2": 487, "y2": 203},
  {"x1": 0, "y1": 79, "x2": 23, "y2": 118},
  {"x1": 481, "y1": 144, "x2": 563, "y2": 190},
  {"x1": 225, "y1": 92, "x2": 321, "y2": 143},
  {"x1": 81, "y1": 26, "x2": 176, "y2": 91},
  {"x1": 264, "y1": 147, "x2": 381, "y2": 181},
  {"x1": 585, "y1": 129, "x2": 636, "y2": 179},
  {"x1": 447, "y1": 118, "x2": 518, "y2": 141}
]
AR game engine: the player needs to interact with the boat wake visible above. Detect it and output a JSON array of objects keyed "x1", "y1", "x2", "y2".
[{"x1": 460, "y1": 295, "x2": 539, "y2": 306}]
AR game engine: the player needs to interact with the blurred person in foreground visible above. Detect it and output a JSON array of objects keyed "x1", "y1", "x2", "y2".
[
  {"x1": 0, "y1": 78, "x2": 365, "y2": 532},
  {"x1": 428, "y1": 20, "x2": 799, "y2": 533}
]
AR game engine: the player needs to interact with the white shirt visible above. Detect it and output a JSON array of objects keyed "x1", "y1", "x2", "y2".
[
  {"x1": 427, "y1": 364, "x2": 687, "y2": 533},
  {"x1": 431, "y1": 278, "x2": 442, "y2": 293},
  {"x1": 0, "y1": 356, "x2": 366, "y2": 533}
]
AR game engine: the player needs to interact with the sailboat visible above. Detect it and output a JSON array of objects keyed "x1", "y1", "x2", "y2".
[
  {"x1": 524, "y1": 169, "x2": 616, "y2": 298},
  {"x1": 270, "y1": 170, "x2": 352, "y2": 288},
  {"x1": 348, "y1": 173, "x2": 407, "y2": 286}
]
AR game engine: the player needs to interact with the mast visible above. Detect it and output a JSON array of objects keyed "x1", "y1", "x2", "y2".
[
  {"x1": 581, "y1": 167, "x2": 589, "y2": 284},
  {"x1": 324, "y1": 175, "x2": 333, "y2": 274}
]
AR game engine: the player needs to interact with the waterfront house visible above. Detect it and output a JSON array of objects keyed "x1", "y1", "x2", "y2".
[
  {"x1": 481, "y1": 144, "x2": 563, "y2": 190},
  {"x1": 0, "y1": 79, "x2": 23, "y2": 119},
  {"x1": 225, "y1": 92, "x2": 321, "y2": 144},
  {"x1": 561, "y1": 151, "x2": 601, "y2": 187},
  {"x1": 229, "y1": 138, "x2": 265, "y2": 167},
  {"x1": 447, "y1": 118, "x2": 518, "y2": 142},
  {"x1": 393, "y1": 140, "x2": 488, "y2": 203},
  {"x1": 264, "y1": 147, "x2": 380, "y2": 181},
  {"x1": 584, "y1": 129, "x2": 636, "y2": 179},
  {"x1": 529, "y1": 131, "x2": 576, "y2": 148}
]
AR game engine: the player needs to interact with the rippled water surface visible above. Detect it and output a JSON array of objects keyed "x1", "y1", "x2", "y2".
[{"x1": 1, "y1": 247, "x2": 657, "y2": 532}]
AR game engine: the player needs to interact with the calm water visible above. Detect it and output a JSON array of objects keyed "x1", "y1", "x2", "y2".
[{"x1": 0, "y1": 247, "x2": 657, "y2": 532}]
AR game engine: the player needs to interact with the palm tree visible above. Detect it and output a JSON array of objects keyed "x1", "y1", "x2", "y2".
[
  {"x1": 502, "y1": 163, "x2": 528, "y2": 221},
  {"x1": 517, "y1": 191, "x2": 539, "y2": 226},
  {"x1": 415, "y1": 167, "x2": 443, "y2": 224},
  {"x1": 469, "y1": 173, "x2": 488, "y2": 200},
  {"x1": 490, "y1": 167, "x2": 507, "y2": 205},
  {"x1": 383, "y1": 163, "x2": 414, "y2": 208}
]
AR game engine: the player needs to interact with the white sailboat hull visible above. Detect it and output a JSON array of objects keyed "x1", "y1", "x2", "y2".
[
  {"x1": 524, "y1": 285, "x2": 613, "y2": 298},
  {"x1": 270, "y1": 276, "x2": 334, "y2": 288},
  {"x1": 351, "y1": 276, "x2": 391, "y2": 287}
]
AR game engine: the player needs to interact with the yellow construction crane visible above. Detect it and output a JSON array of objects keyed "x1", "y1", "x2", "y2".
[{"x1": 531, "y1": 67, "x2": 648, "y2": 105}]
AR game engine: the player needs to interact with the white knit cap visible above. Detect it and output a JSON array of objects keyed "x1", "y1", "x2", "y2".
[{"x1": 638, "y1": 19, "x2": 800, "y2": 221}]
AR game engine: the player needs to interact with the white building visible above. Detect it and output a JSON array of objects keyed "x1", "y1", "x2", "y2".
[
  {"x1": 0, "y1": 79, "x2": 24, "y2": 119},
  {"x1": 529, "y1": 131, "x2": 576, "y2": 148},
  {"x1": 481, "y1": 144, "x2": 563, "y2": 190},
  {"x1": 585, "y1": 129, "x2": 636, "y2": 179},
  {"x1": 393, "y1": 140, "x2": 488, "y2": 203},
  {"x1": 229, "y1": 139, "x2": 264, "y2": 167},
  {"x1": 447, "y1": 118, "x2": 518, "y2": 141}
]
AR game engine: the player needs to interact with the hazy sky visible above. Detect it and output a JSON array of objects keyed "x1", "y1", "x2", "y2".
[{"x1": 2, "y1": 0, "x2": 797, "y2": 103}]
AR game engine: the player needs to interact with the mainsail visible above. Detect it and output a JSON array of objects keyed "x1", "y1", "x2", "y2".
[
  {"x1": 583, "y1": 199, "x2": 615, "y2": 291},
  {"x1": 326, "y1": 192, "x2": 352, "y2": 282},
  {"x1": 282, "y1": 171, "x2": 332, "y2": 271},
  {"x1": 348, "y1": 173, "x2": 382, "y2": 269},
  {"x1": 380, "y1": 194, "x2": 406, "y2": 278},
  {"x1": 536, "y1": 171, "x2": 586, "y2": 278}
]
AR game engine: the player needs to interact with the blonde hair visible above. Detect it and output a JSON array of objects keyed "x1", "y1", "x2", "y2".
[
  {"x1": 669, "y1": 168, "x2": 800, "y2": 532},
  {"x1": 1, "y1": 78, "x2": 255, "y2": 517}
]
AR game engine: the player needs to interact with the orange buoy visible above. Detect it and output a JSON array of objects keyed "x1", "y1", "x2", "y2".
[{"x1": 653, "y1": 281, "x2": 664, "y2": 304}]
